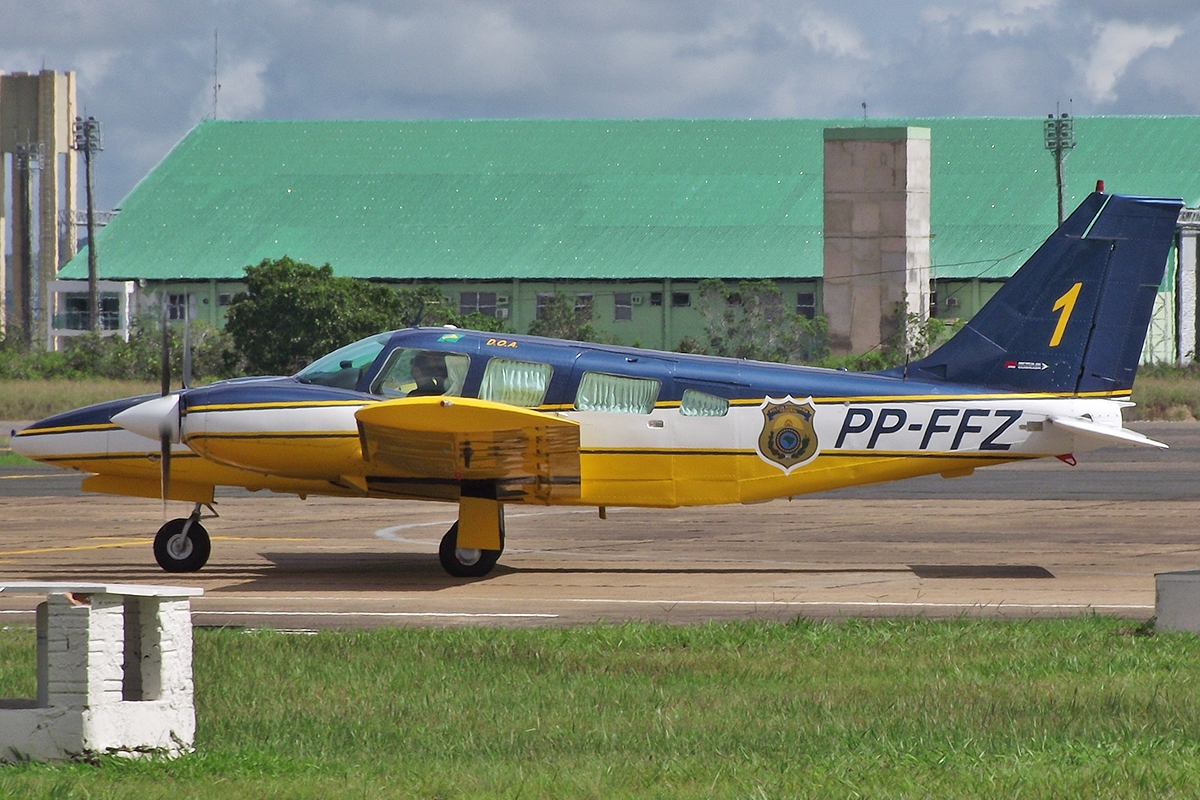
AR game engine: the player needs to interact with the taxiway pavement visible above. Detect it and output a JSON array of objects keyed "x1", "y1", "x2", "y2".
[{"x1": 1, "y1": 422, "x2": 1196, "y2": 628}]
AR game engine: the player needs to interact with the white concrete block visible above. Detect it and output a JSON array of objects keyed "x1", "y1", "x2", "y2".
[
  {"x1": 0, "y1": 584, "x2": 201, "y2": 761},
  {"x1": 1156, "y1": 571, "x2": 1200, "y2": 632}
]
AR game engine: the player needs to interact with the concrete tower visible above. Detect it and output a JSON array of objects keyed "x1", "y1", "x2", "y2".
[
  {"x1": 823, "y1": 126, "x2": 931, "y2": 358},
  {"x1": 0, "y1": 70, "x2": 78, "y2": 343}
]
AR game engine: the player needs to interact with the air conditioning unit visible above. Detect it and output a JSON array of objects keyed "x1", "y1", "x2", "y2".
[
  {"x1": 496, "y1": 308, "x2": 510, "y2": 319},
  {"x1": 631, "y1": 294, "x2": 643, "y2": 306},
  {"x1": 945, "y1": 297, "x2": 960, "y2": 308}
]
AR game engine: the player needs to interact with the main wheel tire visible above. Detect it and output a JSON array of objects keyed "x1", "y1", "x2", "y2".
[
  {"x1": 438, "y1": 522, "x2": 503, "y2": 578},
  {"x1": 153, "y1": 517, "x2": 211, "y2": 573}
]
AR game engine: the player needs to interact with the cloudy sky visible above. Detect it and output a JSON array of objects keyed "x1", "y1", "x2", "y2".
[{"x1": 4, "y1": 0, "x2": 1200, "y2": 209}]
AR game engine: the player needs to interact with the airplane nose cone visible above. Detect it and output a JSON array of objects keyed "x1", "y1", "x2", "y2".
[
  {"x1": 112, "y1": 394, "x2": 181, "y2": 442},
  {"x1": 9, "y1": 426, "x2": 32, "y2": 457}
]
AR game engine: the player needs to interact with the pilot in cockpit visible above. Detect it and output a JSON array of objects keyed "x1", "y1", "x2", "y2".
[{"x1": 408, "y1": 350, "x2": 449, "y2": 396}]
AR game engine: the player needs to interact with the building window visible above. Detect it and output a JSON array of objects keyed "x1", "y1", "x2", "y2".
[
  {"x1": 671, "y1": 292, "x2": 691, "y2": 308},
  {"x1": 614, "y1": 292, "x2": 633, "y2": 321},
  {"x1": 167, "y1": 294, "x2": 189, "y2": 321},
  {"x1": 61, "y1": 295, "x2": 118, "y2": 331},
  {"x1": 574, "y1": 294, "x2": 593, "y2": 316},
  {"x1": 649, "y1": 292, "x2": 663, "y2": 307},
  {"x1": 217, "y1": 293, "x2": 232, "y2": 307},
  {"x1": 460, "y1": 291, "x2": 498, "y2": 318},
  {"x1": 796, "y1": 292, "x2": 816, "y2": 320},
  {"x1": 535, "y1": 293, "x2": 555, "y2": 319}
]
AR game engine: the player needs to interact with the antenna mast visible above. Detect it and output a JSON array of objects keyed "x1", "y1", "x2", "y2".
[{"x1": 212, "y1": 30, "x2": 220, "y2": 119}]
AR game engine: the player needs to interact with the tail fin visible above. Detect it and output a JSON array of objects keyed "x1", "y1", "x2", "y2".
[{"x1": 896, "y1": 192, "x2": 1182, "y2": 395}]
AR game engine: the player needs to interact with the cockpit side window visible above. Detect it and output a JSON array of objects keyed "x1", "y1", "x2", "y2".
[
  {"x1": 294, "y1": 333, "x2": 389, "y2": 390},
  {"x1": 371, "y1": 348, "x2": 471, "y2": 399}
]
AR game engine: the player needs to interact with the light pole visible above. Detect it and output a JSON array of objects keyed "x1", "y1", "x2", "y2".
[
  {"x1": 1043, "y1": 112, "x2": 1076, "y2": 226},
  {"x1": 72, "y1": 116, "x2": 103, "y2": 334}
]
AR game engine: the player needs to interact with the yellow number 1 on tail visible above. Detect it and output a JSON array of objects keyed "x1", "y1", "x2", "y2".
[{"x1": 1050, "y1": 282, "x2": 1083, "y2": 347}]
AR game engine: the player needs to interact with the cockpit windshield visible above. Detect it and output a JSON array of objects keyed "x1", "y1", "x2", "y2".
[{"x1": 294, "y1": 333, "x2": 390, "y2": 390}]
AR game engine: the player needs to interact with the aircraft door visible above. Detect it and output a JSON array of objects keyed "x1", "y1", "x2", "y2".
[{"x1": 566, "y1": 351, "x2": 677, "y2": 506}]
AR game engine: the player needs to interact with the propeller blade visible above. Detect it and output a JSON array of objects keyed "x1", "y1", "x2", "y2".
[
  {"x1": 161, "y1": 297, "x2": 170, "y2": 396},
  {"x1": 160, "y1": 429, "x2": 172, "y2": 503}
]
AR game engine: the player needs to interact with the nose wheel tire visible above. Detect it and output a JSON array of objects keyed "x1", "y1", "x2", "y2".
[
  {"x1": 438, "y1": 522, "x2": 503, "y2": 578},
  {"x1": 153, "y1": 517, "x2": 211, "y2": 573}
]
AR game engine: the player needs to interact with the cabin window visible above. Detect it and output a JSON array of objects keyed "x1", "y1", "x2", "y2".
[
  {"x1": 295, "y1": 333, "x2": 390, "y2": 390},
  {"x1": 614, "y1": 293, "x2": 633, "y2": 321},
  {"x1": 372, "y1": 348, "x2": 471, "y2": 399},
  {"x1": 679, "y1": 389, "x2": 729, "y2": 417},
  {"x1": 575, "y1": 372, "x2": 660, "y2": 414},
  {"x1": 480, "y1": 358, "x2": 554, "y2": 407}
]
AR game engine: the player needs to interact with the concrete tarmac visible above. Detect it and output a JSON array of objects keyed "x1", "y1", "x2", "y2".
[{"x1": 0, "y1": 422, "x2": 1196, "y2": 629}]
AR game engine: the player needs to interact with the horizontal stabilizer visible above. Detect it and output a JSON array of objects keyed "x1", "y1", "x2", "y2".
[
  {"x1": 355, "y1": 397, "x2": 581, "y2": 502},
  {"x1": 1047, "y1": 415, "x2": 1168, "y2": 449}
]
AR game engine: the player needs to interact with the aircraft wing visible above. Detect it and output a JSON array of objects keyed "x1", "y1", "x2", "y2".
[
  {"x1": 1047, "y1": 415, "x2": 1168, "y2": 449},
  {"x1": 355, "y1": 397, "x2": 581, "y2": 502}
]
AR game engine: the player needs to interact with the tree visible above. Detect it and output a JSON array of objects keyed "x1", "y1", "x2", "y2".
[
  {"x1": 686, "y1": 279, "x2": 828, "y2": 365},
  {"x1": 526, "y1": 292, "x2": 600, "y2": 342},
  {"x1": 225, "y1": 256, "x2": 505, "y2": 375}
]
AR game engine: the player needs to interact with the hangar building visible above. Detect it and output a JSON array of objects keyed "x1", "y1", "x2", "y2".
[{"x1": 45, "y1": 117, "x2": 1200, "y2": 360}]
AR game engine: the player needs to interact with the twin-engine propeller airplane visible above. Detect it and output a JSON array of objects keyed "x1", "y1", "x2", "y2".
[{"x1": 12, "y1": 191, "x2": 1184, "y2": 577}]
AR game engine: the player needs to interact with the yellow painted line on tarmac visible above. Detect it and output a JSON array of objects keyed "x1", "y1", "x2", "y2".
[
  {"x1": 0, "y1": 540, "x2": 152, "y2": 557},
  {"x1": 210, "y1": 536, "x2": 314, "y2": 542},
  {"x1": 0, "y1": 535, "x2": 316, "y2": 559}
]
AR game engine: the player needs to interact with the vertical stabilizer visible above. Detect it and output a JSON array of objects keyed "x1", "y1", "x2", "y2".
[{"x1": 893, "y1": 192, "x2": 1182, "y2": 394}]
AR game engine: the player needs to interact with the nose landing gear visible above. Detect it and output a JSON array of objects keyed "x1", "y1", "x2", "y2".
[{"x1": 153, "y1": 503, "x2": 214, "y2": 572}]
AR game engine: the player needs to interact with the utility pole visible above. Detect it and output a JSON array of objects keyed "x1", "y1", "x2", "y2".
[
  {"x1": 1043, "y1": 111, "x2": 1076, "y2": 226},
  {"x1": 72, "y1": 116, "x2": 103, "y2": 333}
]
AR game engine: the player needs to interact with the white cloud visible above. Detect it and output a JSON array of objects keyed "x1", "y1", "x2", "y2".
[
  {"x1": 5, "y1": 0, "x2": 1200, "y2": 208},
  {"x1": 797, "y1": 9, "x2": 868, "y2": 58},
  {"x1": 213, "y1": 56, "x2": 268, "y2": 118},
  {"x1": 1082, "y1": 20, "x2": 1183, "y2": 102}
]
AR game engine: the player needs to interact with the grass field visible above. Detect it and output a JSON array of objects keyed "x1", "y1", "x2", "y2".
[
  {"x1": 0, "y1": 618, "x2": 1197, "y2": 798},
  {"x1": 0, "y1": 379, "x2": 158, "y2": 422}
]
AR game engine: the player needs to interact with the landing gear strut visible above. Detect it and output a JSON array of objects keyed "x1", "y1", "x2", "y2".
[
  {"x1": 153, "y1": 503, "x2": 213, "y2": 573},
  {"x1": 438, "y1": 498, "x2": 505, "y2": 578}
]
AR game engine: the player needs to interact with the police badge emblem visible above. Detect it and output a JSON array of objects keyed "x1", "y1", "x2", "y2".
[{"x1": 756, "y1": 396, "x2": 819, "y2": 474}]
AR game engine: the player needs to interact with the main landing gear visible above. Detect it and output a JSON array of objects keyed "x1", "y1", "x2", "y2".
[
  {"x1": 438, "y1": 497, "x2": 506, "y2": 578},
  {"x1": 153, "y1": 503, "x2": 213, "y2": 573}
]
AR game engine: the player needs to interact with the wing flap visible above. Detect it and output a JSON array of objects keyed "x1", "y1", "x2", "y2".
[{"x1": 355, "y1": 397, "x2": 581, "y2": 502}]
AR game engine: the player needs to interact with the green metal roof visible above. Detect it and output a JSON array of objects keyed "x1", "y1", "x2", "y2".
[{"x1": 60, "y1": 117, "x2": 1200, "y2": 283}]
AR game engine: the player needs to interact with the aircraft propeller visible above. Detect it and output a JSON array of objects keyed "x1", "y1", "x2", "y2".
[{"x1": 160, "y1": 303, "x2": 172, "y2": 502}]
